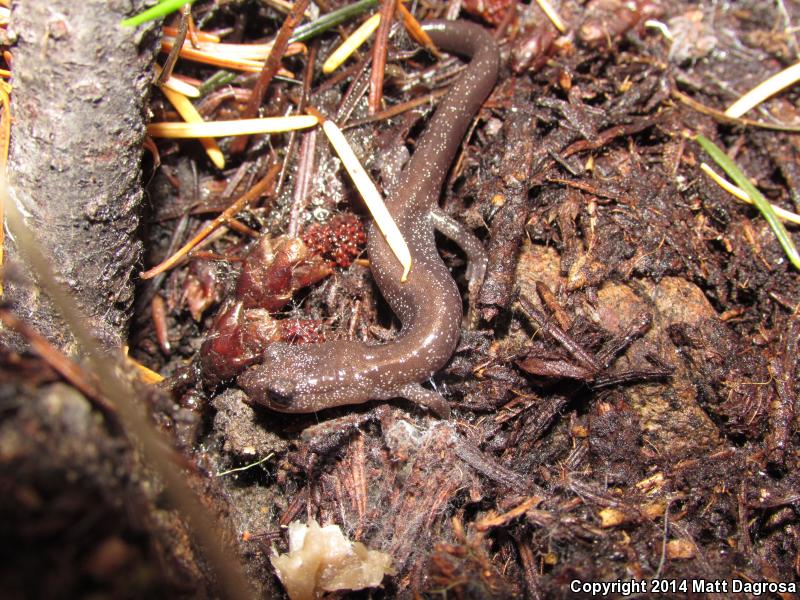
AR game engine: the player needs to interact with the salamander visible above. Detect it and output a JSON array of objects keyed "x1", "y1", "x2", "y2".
[{"x1": 237, "y1": 20, "x2": 500, "y2": 416}]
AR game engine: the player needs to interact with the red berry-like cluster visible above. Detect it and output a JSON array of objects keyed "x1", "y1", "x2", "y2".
[{"x1": 301, "y1": 213, "x2": 367, "y2": 268}]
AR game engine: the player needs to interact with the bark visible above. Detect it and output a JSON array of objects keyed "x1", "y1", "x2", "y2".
[{"x1": 5, "y1": 0, "x2": 158, "y2": 351}]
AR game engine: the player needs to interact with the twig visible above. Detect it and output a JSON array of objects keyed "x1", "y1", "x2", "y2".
[
  {"x1": 765, "y1": 310, "x2": 798, "y2": 465},
  {"x1": 342, "y1": 88, "x2": 446, "y2": 129},
  {"x1": 156, "y1": 4, "x2": 191, "y2": 86},
  {"x1": 514, "y1": 534, "x2": 543, "y2": 600},
  {"x1": 287, "y1": 129, "x2": 317, "y2": 238},
  {"x1": 0, "y1": 79, "x2": 9, "y2": 294},
  {"x1": 369, "y1": 0, "x2": 395, "y2": 115},
  {"x1": 229, "y1": 0, "x2": 311, "y2": 154},
  {"x1": 518, "y1": 294, "x2": 601, "y2": 372},
  {"x1": 334, "y1": 56, "x2": 372, "y2": 123},
  {"x1": 654, "y1": 499, "x2": 671, "y2": 579}
]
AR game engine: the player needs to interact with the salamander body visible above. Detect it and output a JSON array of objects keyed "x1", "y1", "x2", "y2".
[{"x1": 237, "y1": 20, "x2": 499, "y2": 415}]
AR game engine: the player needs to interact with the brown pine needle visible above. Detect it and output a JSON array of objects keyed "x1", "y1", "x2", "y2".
[
  {"x1": 162, "y1": 38, "x2": 307, "y2": 64},
  {"x1": 396, "y1": 2, "x2": 440, "y2": 57},
  {"x1": 140, "y1": 163, "x2": 280, "y2": 279},
  {"x1": 672, "y1": 89, "x2": 800, "y2": 133},
  {"x1": 160, "y1": 41, "x2": 266, "y2": 72},
  {"x1": 343, "y1": 87, "x2": 447, "y2": 129}
]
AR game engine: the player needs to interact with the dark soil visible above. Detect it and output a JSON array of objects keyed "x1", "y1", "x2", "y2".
[{"x1": 2, "y1": 0, "x2": 799, "y2": 599}]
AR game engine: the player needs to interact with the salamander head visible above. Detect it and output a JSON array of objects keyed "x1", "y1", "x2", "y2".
[
  {"x1": 236, "y1": 344, "x2": 306, "y2": 411},
  {"x1": 236, "y1": 342, "x2": 371, "y2": 413},
  {"x1": 255, "y1": 375, "x2": 296, "y2": 410}
]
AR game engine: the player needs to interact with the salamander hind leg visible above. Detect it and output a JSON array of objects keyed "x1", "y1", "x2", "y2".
[{"x1": 395, "y1": 382, "x2": 451, "y2": 419}]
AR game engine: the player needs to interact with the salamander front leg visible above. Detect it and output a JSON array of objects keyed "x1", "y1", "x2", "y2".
[
  {"x1": 431, "y1": 208, "x2": 487, "y2": 323},
  {"x1": 395, "y1": 382, "x2": 451, "y2": 419}
]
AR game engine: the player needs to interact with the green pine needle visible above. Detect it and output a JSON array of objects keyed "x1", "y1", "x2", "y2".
[
  {"x1": 121, "y1": 0, "x2": 196, "y2": 28},
  {"x1": 289, "y1": 0, "x2": 378, "y2": 43},
  {"x1": 695, "y1": 133, "x2": 800, "y2": 270}
]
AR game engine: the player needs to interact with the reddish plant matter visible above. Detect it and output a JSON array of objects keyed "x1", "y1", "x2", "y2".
[
  {"x1": 236, "y1": 237, "x2": 330, "y2": 311},
  {"x1": 201, "y1": 236, "x2": 332, "y2": 383},
  {"x1": 201, "y1": 216, "x2": 366, "y2": 383},
  {"x1": 462, "y1": 0, "x2": 515, "y2": 26}
]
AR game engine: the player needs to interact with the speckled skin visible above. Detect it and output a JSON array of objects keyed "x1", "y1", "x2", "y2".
[{"x1": 237, "y1": 20, "x2": 499, "y2": 413}]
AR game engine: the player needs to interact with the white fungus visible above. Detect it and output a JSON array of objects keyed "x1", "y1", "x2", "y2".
[{"x1": 271, "y1": 520, "x2": 395, "y2": 600}]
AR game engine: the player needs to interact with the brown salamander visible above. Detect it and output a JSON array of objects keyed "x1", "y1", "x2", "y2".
[{"x1": 237, "y1": 20, "x2": 500, "y2": 416}]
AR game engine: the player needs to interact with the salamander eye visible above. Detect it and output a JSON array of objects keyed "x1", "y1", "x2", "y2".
[{"x1": 267, "y1": 378, "x2": 295, "y2": 408}]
